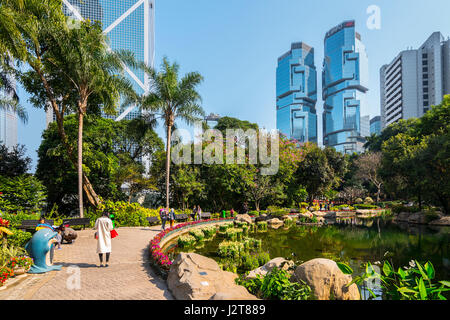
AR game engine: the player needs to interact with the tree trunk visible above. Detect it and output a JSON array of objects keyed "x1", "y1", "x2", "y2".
[
  {"x1": 78, "y1": 111, "x2": 84, "y2": 218},
  {"x1": 165, "y1": 124, "x2": 172, "y2": 211}
]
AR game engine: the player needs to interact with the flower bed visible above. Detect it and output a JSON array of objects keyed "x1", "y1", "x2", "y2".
[{"x1": 148, "y1": 218, "x2": 234, "y2": 278}]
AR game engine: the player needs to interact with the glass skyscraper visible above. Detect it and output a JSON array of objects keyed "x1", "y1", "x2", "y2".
[
  {"x1": 322, "y1": 20, "x2": 369, "y2": 154},
  {"x1": 276, "y1": 42, "x2": 317, "y2": 143}
]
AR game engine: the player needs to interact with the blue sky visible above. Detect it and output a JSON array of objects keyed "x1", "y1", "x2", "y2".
[{"x1": 18, "y1": 0, "x2": 450, "y2": 171}]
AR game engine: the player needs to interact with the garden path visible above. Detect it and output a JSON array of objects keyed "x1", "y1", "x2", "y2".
[{"x1": 0, "y1": 226, "x2": 173, "y2": 300}]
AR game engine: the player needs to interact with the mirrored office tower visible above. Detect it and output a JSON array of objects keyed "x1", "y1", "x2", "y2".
[
  {"x1": 322, "y1": 20, "x2": 369, "y2": 154},
  {"x1": 276, "y1": 42, "x2": 317, "y2": 143}
]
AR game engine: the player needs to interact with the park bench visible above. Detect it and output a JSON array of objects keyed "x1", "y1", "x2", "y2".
[
  {"x1": 200, "y1": 212, "x2": 211, "y2": 220},
  {"x1": 17, "y1": 219, "x2": 54, "y2": 231},
  {"x1": 146, "y1": 216, "x2": 160, "y2": 226},
  {"x1": 174, "y1": 214, "x2": 189, "y2": 222},
  {"x1": 61, "y1": 218, "x2": 91, "y2": 230}
]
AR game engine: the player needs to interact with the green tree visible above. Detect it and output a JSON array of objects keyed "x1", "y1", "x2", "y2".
[
  {"x1": 140, "y1": 58, "x2": 204, "y2": 211},
  {"x1": 0, "y1": 144, "x2": 31, "y2": 177}
]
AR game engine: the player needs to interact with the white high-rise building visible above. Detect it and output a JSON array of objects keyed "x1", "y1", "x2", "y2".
[
  {"x1": 0, "y1": 71, "x2": 18, "y2": 149},
  {"x1": 380, "y1": 32, "x2": 450, "y2": 128}
]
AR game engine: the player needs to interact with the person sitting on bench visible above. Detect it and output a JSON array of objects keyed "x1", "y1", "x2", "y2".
[{"x1": 36, "y1": 217, "x2": 54, "y2": 231}]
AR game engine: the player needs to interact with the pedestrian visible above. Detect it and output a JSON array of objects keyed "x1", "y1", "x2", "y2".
[
  {"x1": 230, "y1": 208, "x2": 235, "y2": 217},
  {"x1": 55, "y1": 228, "x2": 62, "y2": 250},
  {"x1": 160, "y1": 208, "x2": 168, "y2": 230},
  {"x1": 197, "y1": 206, "x2": 202, "y2": 221},
  {"x1": 94, "y1": 211, "x2": 113, "y2": 268},
  {"x1": 169, "y1": 208, "x2": 176, "y2": 228},
  {"x1": 191, "y1": 206, "x2": 197, "y2": 221}
]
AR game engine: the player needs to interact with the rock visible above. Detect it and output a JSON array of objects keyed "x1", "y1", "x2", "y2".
[
  {"x1": 235, "y1": 214, "x2": 253, "y2": 225},
  {"x1": 210, "y1": 292, "x2": 257, "y2": 300},
  {"x1": 429, "y1": 216, "x2": 450, "y2": 226},
  {"x1": 255, "y1": 214, "x2": 268, "y2": 222},
  {"x1": 299, "y1": 211, "x2": 313, "y2": 219},
  {"x1": 408, "y1": 212, "x2": 427, "y2": 224},
  {"x1": 246, "y1": 257, "x2": 295, "y2": 280},
  {"x1": 395, "y1": 212, "x2": 410, "y2": 222},
  {"x1": 323, "y1": 211, "x2": 336, "y2": 218},
  {"x1": 292, "y1": 258, "x2": 360, "y2": 300},
  {"x1": 267, "y1": 218, "x2": 284, "y2": 229},
  {"x1": 312, "y1": 211, "x2": 326, "y2": 217},
  {"x1": 168, "y1": 253, "x2": 258, "y2": 300},
  {"x1": 281, "y1": 215, "x2": 293, "y2": 221}
]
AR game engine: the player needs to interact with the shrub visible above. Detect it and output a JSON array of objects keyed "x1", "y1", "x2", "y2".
[
  {"x1": 256, "y1": 221, "x2": 268, "y2": 231},
  {"x1": 243, "y1": 237, "x2": 262, "y2": 250},
  {"x1": 189, "y1": 229, "x2": 205, "y2": 241},
  {"x1": 202, "y1": 226, "x2": 217, "y2": 238},
  {"x1": 6, "y1": 228, "x2": 32, "y2": 248},
  {"x1": 237, "y1": 267, "x2": 313, "y2": 300},
  {"x1": 225, "y1": 228, "x2": 243, "y2": 241},
  {"x1": 86, "y1": 200, "x2": 159, "y2": 227},
  {"x1": 256, "y1": 251, "x2": 270, "y2": 266},
  {"x1": 266, "y1": 206, "x2": 281, "y2": 213},
  {"x1": 331, "y1": 205, "x2": 355, "y2": 211},
  {"x1": 0, "y1": 175, "x2": 46, "y2": 212},
  {"x1": 2, "y1": 211, "x2": 41, "y2": 228},
  {"x1": 391, "y1": 204, "x2": 421, "y2": 214},
  {"x1": 177, "y1": 235, "x2": 196, "y2": 248},
  {"x1": 240, "y1": 252, "x2": 260, "y2": 271},
  {"x1": 218, "y1": 241, "x2": 244, "y2": 259},
  {"x1": 364, "y1": 197, "x2": 374, "y2": 204},
  {"x1": 248, "y1": 210, "x2": 259, "y2": 216},
  {"x1": 355, "y1": 198, "x2": 363, "y2": 204}
]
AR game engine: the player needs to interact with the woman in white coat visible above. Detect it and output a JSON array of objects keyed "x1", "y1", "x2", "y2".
[{"x1": 95, "y1": 212, "x2": 113, "y2": 267}]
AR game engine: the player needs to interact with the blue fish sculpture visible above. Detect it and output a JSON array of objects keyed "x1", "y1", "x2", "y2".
[{"x1": 25, "y1": 228, "x2": 62, "y2": 274}]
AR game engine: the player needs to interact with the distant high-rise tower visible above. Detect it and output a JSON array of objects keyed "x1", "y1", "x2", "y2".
[
  {"x1": 0, "y1": 71, "x2": 18, "y2": 149},
  {"x1": 370, "y1": 116, "x2": 381, "y2": 136},
  {"x1": 276, "y1": 42, "x2": 317, "y2": 143},
  {"x1": 322, "y1": 20, "x2": 369, "y2": 154},
  {"x1": 380, "y1": 32, "x2": 450, "y2": 128},
  {"x1": 46, "y1": 0, "x2": 155, "y2": 127}
]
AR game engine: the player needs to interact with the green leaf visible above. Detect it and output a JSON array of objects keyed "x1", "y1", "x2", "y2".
[
  {"x1": 424, "y1": 262, "x2": 435, "y2": 280},
  {"x1": 397, "y1": 267, "x2": 407, "y2": 279},
  {"x1": 418, "y1": 278, "x2": 427, "y2": 300},
  {"x1": 415, "y1": 260, "x2": 429, "y2": 280},
  {"x1": 439, "y1": 281, "x2": 450, "y2": 287},
  {"x1": 336, "y1": 262, "x2": 353, "y2": 275},
  {"x1": 383, "y1": 261, "x2": 393, "y2": 276}
]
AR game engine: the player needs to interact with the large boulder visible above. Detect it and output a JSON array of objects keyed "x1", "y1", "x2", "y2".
[
  {"x1": 281, "y1": 215, "x2": 293, "y2": 221},
  {"x1": 267, "y1": 218, "x2": 284, "y2": 229},
  {"x1": 429, "y1": 216, "x2": 450, "y2": 226},
  {"x1": 299, "y1": 211, "x2": 313, "y2": 219},
  {"x1": 246, "y1": 257, "x2": 294, "y2": 280},
  {"x1": 312, "y1": 211, "x2": 326, "y2": 217},
  {"x1": 292, "y1": 258, "x2": 360, "y2": 300},
  {"x1": 235, "y1": 214, "x2": 253, "y2": 225},
  {"x1": 407, "y1": 212, "x2": 427, "y2": 224},
  {"x1": 167, "y1": 252, "x2": 257, "y2": 300},
  {"x1": 395, "y1": 212, "x2": 410, "y2": 222}
]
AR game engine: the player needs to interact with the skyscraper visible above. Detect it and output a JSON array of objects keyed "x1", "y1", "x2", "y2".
[
  {"x1": 380, "y1": 32, "x2": 450, "y2": 128},
  {"x1": 370, "y1": 116, "x2": 381, "y2": 136},
  {"x1": 322, "y1": 20, "x2": 369, "y2": 154},
  {"x1": 46, "y1": 0, "x2": 155, "y2": 126},
  {"x1": 0, "y1": 71, "x2": 18, "y2": 149},
  {"x1": 276, "y1": 42, "x2": 317, "y2": 143}
]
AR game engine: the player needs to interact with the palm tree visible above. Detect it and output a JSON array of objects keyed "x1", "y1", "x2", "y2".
[
  {"x1": 0, "y1": 61, "x2": 27, "y2": 123},
  {"x1": 47, "y1": 20, "x2": 137, "y2": 217},
  {"x1": 140, "y1": 58, "x2": 204, "y2": 210}
]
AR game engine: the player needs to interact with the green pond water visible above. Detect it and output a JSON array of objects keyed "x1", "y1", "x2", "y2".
[{"x1": 165, "y1": 217, "x2": 450, "y2": 299}]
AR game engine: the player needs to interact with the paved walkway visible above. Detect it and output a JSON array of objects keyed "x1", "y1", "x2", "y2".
[{"x1": 0, "y1": 227, "x2": 173, "y2": 300}]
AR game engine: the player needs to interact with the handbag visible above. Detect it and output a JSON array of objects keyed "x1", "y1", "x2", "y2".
[{"x1": 111, "y1": 229, "x2": 118, "y2": 238}]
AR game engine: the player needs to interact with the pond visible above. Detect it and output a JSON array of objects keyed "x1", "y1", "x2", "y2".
[{"x1": 164, "y1": 217, "x2": 450, "y2": 299}]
